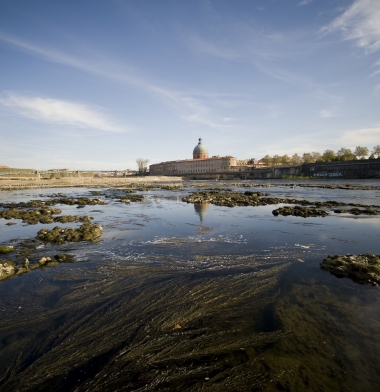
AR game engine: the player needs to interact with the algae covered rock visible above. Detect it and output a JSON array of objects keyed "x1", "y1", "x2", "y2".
[
  {"x1": 0, "y1": 208, "x2": 61, "y2": 224},
  {"x1": 320, "y1": 254, "x2": 380, "y2": 286},
  {"x1": 116, "y1": 195, "x2": 144, "y2": 203},
  {"x1": 0, "y1": 245, "x2": 15, "y2": 254},
  {"x1": 37, "y1": 223, "x2": 103, "y2": 244},
  {"x1": 272, "y1": 206, "x2": 328, "y2": 218}
]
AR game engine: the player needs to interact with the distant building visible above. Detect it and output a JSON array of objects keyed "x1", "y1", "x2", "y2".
[{"x1": 149, "y1": 138, "x2": 260, "y2": 178}]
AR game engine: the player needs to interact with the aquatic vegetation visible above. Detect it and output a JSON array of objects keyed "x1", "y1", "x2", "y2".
[
  {"x1": 0, "y1": 245, "x2": 15, "y2": 254},
  {"x1": 0, "y1": 208, "x2": 92, "y2": 225},
  {"x1": 183, "y1": 191, "x2": 380, "y2": 213},
  {"x1": 0, "y1": 207, "x2": 61, "y2": 224},
  {"x1": 1, "y1": 197, "x2": 107, "y2": 209},
  {"x1": 321, "y1": 254, "x2": 380, "y2": 285},
  {"x1": 116, "y1": 195, "x2": 145, "y2": 203},
  {"x1": 0, "y1": 253, "x2": 291, "y2": 391},
  {"x1": 272, "y1": 206, "x2": 329, "y2": 217},
  {"x1": 37, "y1": 223, "x2": 103, "y2": 244}
]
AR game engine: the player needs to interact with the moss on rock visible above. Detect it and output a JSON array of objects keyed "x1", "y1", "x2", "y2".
[
  {"x1": 0, "y1": 245, "x2": 15, "y2": 254},
  {"x1": 320, "y1": 254, "x2": 380, "y2": 285},
  {"x1": 37, "y1": 223, "x2": 103, "y2": 244},
  {"x1": 272, "y1": 206, "x2": 328, "y2": 218}
]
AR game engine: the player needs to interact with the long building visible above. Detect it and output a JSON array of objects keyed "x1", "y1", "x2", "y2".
[{"x1": 149, "y1": 138, "x2": 258, "y2": 178}]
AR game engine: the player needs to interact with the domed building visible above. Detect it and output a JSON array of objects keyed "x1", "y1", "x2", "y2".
[
  {"x1": 149, "y1": 138, "x2": 256, "y2": 178},
  {"x1": 193, "y1": 138, "x2": 209, "y2": 159}
]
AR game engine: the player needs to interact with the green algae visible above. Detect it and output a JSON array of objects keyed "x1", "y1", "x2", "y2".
[
  {"x1": 115, "y1": 195, "x2": 145, "y2": 203},
  {"x1": 272, "y1": 206, "x2": 329, "y2": 218},
  {"x1": 37, "y1": 223, "x2": 103, "y2": 244},
  {"x1": 0, "y1": 245, "x2": 15, "y2": 254},
  {"x1": 182, "y1": 191, "x2": 380, "y2": 214},
  {"x1": 333, "y1": 208, "x2": 380, "y2": 215},
  {"x1": 321, "y1": 254, "x2": 380, "y2": 285}
]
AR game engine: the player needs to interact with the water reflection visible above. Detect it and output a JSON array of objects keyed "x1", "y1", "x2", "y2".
[{"x1": 194, "y1": 203, "x2": 210, "y2": 222}]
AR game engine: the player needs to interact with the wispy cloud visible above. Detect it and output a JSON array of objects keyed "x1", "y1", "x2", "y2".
[
  {"x1": 320, "y1": 109, "x2": 334, "y2": 118},
  {"x1": 0, "y1": 33, "x2": 237, "y2": 130},
  {"x1": 341, "y1": 125, "x2": 380, "y2": 146},
  {"x1": 298, "y1": 0, "x2": 313, "y2": 6},
  {"x1": 322, "y1": 0, "x2": 380, "y2": 54},
  {"x1": 0, "y1": 92, "x2": 125, "y2": 132}
]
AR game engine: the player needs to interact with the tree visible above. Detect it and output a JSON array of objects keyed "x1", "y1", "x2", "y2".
[
  {"x1": 273, "y1": 155, "x2": 282, "y2": 166},
  {"x1": 372, "y1": 145, "x2": 380, "y2": 158},
  {"x1": 281, "y1": 155, "x2": 291, "y2": 165},
  {"x1": 337, "y1": 148, "x2": 356, "y2": 161},
  {"x1": 354, "y1": 146, "x2": 369, "y2": 159},
  {"x1": 136, "y1": 158, "x2": 150, "y2": 175},
  {"x1": 322, "y1": 149, "x2": 336, "y2": 162},
  {"x1": 311, "y1": 152, "x2": 322, "y2": 162},
  {"x1": 261, "y1": 155, "x2": 273, "y2": 167},
  {"x1": 302, "y1": 153, "x2": 314, "y2": 164},
  {"x1": 291, "y1": 153, "x2": 302, "y2": 165}
]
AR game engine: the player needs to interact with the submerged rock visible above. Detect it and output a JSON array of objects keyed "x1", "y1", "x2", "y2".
[{"x1": 320, "y1": 254, "x2": 380, "y2": 286}]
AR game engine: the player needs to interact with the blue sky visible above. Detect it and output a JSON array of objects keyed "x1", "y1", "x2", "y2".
[{"x1": 0, "y1": 0, "x2": 379, "y2": 170}]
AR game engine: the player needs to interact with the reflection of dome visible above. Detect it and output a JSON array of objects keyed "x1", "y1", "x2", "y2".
[
  {"x1": 193, "y1": 138, "x2": 209, "y2": 159},
  {"x1": 194, "y1": 203, "x2": 210, "y2": 222}
]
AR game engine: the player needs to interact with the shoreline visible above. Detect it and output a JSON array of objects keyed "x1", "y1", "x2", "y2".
[{"x1": 0, "y1": 176, "x2": 183, "y2": 190}]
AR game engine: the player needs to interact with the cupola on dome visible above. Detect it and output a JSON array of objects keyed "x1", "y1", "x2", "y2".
[{"x1": 193, "y1": 138, "x2": 209, "y2": 159}]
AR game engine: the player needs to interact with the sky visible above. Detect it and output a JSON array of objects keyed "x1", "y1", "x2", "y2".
[{"x1": 0, "y1": 0, "x2": 379, "y2": 170}]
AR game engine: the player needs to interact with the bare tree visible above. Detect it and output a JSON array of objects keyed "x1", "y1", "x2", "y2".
[{"x1": 136, "y1": 158, "x2": 150, "y2": 175}]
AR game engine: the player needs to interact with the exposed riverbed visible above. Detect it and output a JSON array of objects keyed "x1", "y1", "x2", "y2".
[{"x1": 0, "y1": 179, "x2": 379, "y2": 391}]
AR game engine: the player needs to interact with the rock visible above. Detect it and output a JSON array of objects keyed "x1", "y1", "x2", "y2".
[
  {"x1": 272, "y1": 206, "x2": 328, "y2": 218},
  {"x1": 0, "y1": 245, "x2": 15, "y2": 254},
  {"x1": 0, "y1": 262, "x2": 15, "y2": 280},
  {"x1": 38, "y1": 257, "x2": 52, "y2": 265},
  {"x1": 37, "y1": 223, "x2": 103, "y2": 244},
  {"x1": 54, "y1": 254, "x2": 76, "y2": 263},
  {"x1": 16, "y1": 267, "x2": 29, "y2": 275},
  {"x1": 320, "y1": 254, "x2": 380, "y2": 285}
]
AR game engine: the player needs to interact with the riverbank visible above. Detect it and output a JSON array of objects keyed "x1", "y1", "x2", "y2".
[{"x1": 0, "y1": 176, "x2": 182, "y2": 190}]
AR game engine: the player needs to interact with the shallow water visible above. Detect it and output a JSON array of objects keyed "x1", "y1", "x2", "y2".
[{"x1": 0, "y1": 181, "x2": 380, "y2": 391}]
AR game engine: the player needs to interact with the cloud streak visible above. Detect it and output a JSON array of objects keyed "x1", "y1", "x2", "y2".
[
  {"x1": 0, "y1": 92, "x2": 125, "y2": 132},
  {"x1": 322, "y1": 0, "x2": 380, "y2": 54},
  {"x1": 0, "y1": 33, "x2": 236, "y2": 131}
]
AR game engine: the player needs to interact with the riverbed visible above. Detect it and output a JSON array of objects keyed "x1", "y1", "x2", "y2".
[{"x1": 0, "y1": 180, "x2": 379, "y2": 391}]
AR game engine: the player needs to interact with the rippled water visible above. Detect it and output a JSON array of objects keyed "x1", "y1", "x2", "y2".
[{"x1": 0, "y1": 180, "x2": 379, "y2": 391}]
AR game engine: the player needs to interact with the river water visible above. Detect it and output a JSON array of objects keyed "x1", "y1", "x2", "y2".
[{"x1": 0, "y1": 180, "x2": 379, "y2": 391}]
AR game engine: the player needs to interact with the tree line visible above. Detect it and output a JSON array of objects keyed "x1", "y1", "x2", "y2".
[{"x1": 260, "y1": 145, "x2": 380, "y2": 167}]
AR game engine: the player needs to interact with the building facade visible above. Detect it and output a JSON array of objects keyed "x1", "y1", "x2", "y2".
[{"x1": 149, "y1": 138, "x2": 257, "y2": 178}]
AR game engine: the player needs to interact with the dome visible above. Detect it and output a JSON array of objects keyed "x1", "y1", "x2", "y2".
[{"x1": 193, "y1": 138, "x2": 208, "y2": 154}]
